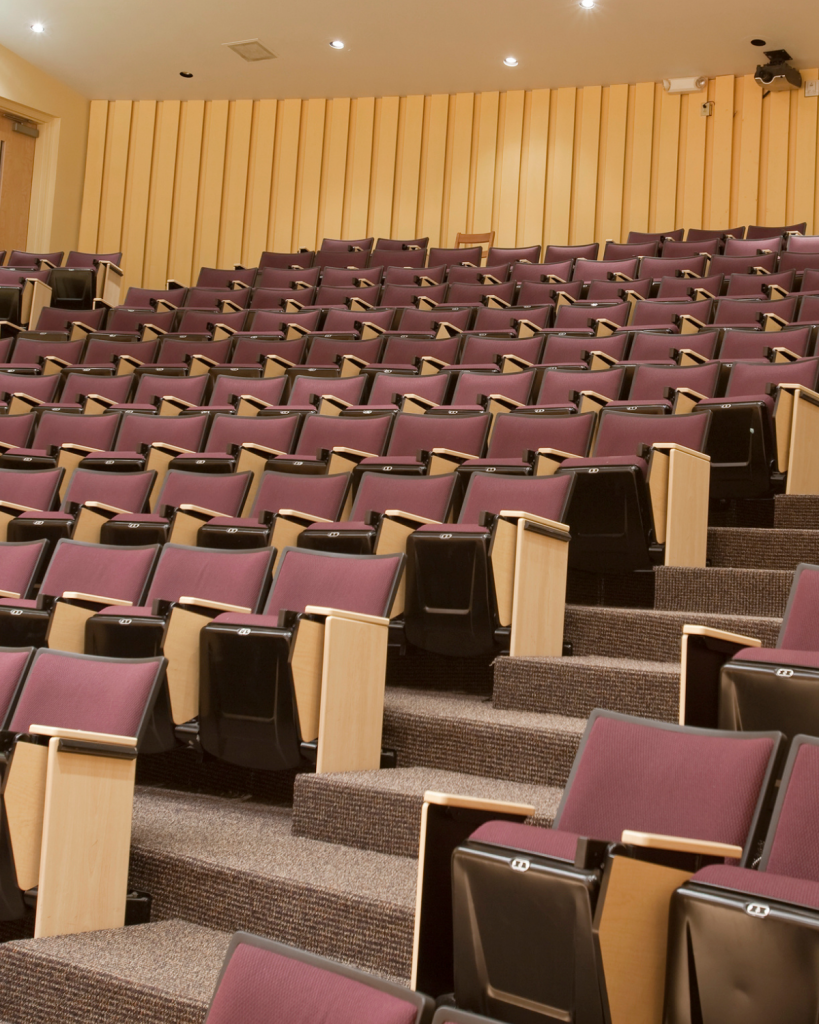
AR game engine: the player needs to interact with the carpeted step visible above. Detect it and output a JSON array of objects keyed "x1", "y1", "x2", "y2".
[
  {"x1": 128, "y1": 789, "x2": 416, "y2": 980},
  {"x1": 493, "y1": 655, "x2": 680, "y2": 722},
  {"x1": 708, "y1": 527, "x2": 819, "y2": 571},
  {"x1": 654, "y1": 566, "x2": 793, "y2": 617},
  {"x1": 382, "y1": 688, "x2": 586, "y2": 787},
  {"x1": 291, "y1": 768, "x2": 561, "y2": 857},
  {"x1": 708, "y1": 498, "x2": 774, "y2": 529},
  {"x1": 564, "y1": 604, "x2": 780, "y2": 662},
  {"x1": 0, "y1": 919, "x2": 227, "y2": 1024},
  {"x1": 775, "y1": 494, "x2": 819, "y2": 530}
]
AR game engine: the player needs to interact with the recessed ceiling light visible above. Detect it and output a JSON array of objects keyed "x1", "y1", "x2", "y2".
[
  {"x1": 179, "y1": 71, "x2": 194, "y2": 78},
  {"x1": 580, "y1": 0, "x2": 596, "y2": 9},
  {"x1": 751, "y1": 38, "x2": 767, "y2": 46},
  {"x1": 31, "y1": 22, "x2": 44, "y2": 33},
  {"x1": 330, "y1": 40, "x2": 345, "y2": 49},
  {"x1": 503, "y1": 57, "x2": 519, "y2": 67}
]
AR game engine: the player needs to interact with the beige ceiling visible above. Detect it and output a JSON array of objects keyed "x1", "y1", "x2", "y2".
[{"x1": 3, "y1": 0, "x2": 819, "y2": 100}]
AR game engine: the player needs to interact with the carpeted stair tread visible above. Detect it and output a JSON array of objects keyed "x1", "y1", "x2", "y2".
[
  {"x1": 774, "y1": 494, "x2": 819, "y2": 531},
  {"x1": 292, "y1": 768, "x2": 562, "y2": 857},
  {"x1": 708, "y1": 527, "x2": 819, "y2": 570},
  {"x1": 129, "y1": 789, "x2": 416, "y2": 978},
  {"x1": 382, "y1": 688, "x2": 586, "y2": 787},
  {"x1": 654, "y1": 566, "x2": 793, "y2": 617},
  {"x1": 0, "y1": 919, "x2": 227, "y2": 1024},
  {"x1": 564, "y1": 604, "x2": 780, "y2": 662},
  {"x1": 493, "y1": 655, "x2": 679, "y2": 721}
]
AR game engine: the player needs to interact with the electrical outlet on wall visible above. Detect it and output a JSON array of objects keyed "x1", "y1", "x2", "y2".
[{"x1": 805, "y1": 80, "x2": 819, "y2": 97}]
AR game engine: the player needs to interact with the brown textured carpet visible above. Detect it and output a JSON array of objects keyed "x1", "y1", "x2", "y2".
[
  {"x1": 708, "y1": 527, "x2": 819, "y2": 571},
  {"x1": 136, "y1": 748, "x2": 300, "y2": 803},
  {"x1": 566, "y1": 568, "x2": 655, "y2": 608},
  {"x1": 0, "y1": 920, "x2": 228, "y2": 1024},
  {"x1": 387, "y1": 647, "x2": 494, "y2": 694},
  {"x1": 654, "y1": 567, "x2": 793, "y2": 618},
  {"x1": 564, "y1": 604, "x2": 781, "y2": 661},
  {"x1": 708, "y1": 498, "x2": 775, "y2": 529},
  {"x1": 774, "y1": 495, "x2": 819, "y2": 531},
  {"x1": 292, "y1": 768, "x2": 562, "y2": 858},
  {"x1": 382, "y1": 687, "x2": 585, "y2": 787},
  {"x1": 129, "y1": 789, "x2": 416, "y2": 979},
  {"x1": 493, "y1": 655, "x2": 679, "y2": 722}
]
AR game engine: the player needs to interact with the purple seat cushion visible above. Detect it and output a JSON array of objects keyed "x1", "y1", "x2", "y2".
[
  {"x1": 302, "y1": 521, "x2": 372, "y2": 534},
  {"x1": 108, "y1": 514, "x2": 168, "y2": 524},
  {"x1": 3, "y1": 449, "x2": 50, "y2": 460},
  {"x1": 733, "y1": 648, "x2": 819, "y2": 671},
  {"x1": 206, "y1": 943, "x2": 418, "y2": 1024},
  {"x1": 415, "y1": 523, "x2": 490, "y2": 535},
  {"x1": 0, "y1": 649, "x2": 31, "y2": 722},
  {"x1": 0, "y1": 599, "x2": 37, "y2": 608},
  {"x1": 358, "y1": 457, "x2": 423, "y2": 469},
  {"x1": 690, "y1": 864, "x2": 819, "y2": 912},
  {"x1": 15, "y1": 512, "x2": 73, "y2": 521},
  {"x1": 207, "y1": 516, "x2": 263, "y2": 529},
  {"x1": 214, "y1": 612, "x2": 281, "y2": 629},
  {"x1": 561, "y1": 455, "x2": 649, "y2": 477},
  {"x1": 470, "y1": 820, "x2": 581, "y2": 862},
  {"x1": 95, "y1": 604, "x2": 157, "y2": 618}
]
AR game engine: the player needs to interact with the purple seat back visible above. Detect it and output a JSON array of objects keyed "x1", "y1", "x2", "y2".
[
  {"x1": 541, "y1": 335, "x2": 626, "y2": 366},
  {"x1": 368, "y1": 372, "x2": 448, "y2": 406},
  {"x1": 83, "y1": 338, "x2": 159, "y2": 365},
  {"x1": 488, "y1": 412, "x2": 595, "y2": 459},
  {"x1": 256, "y1": 267, "x2": 321, "y2": 289},
  {"x1": 0, "y1": 647, "x2": 33, "y2": 725},
  {"x1": 176, "y1": 310, "x2": 247, "y2": 333},
  {"x1": 11, "y1": 337, "x2": 84, "y2": 365},
  {"x1": 258, "y1": 251, "x2": 316, "y2": 270},
  {"x1": 585, "y1": 278, "x2": 652, "y2": 301},
  {"x1": 0, "y1": 414, "x2": 36, "y2": 449},
  {"x1": 719, "y1": 326, "x2": 811, "y2": 361},
  {"x1": 251, "y1": 472, "x2": 349, "y2": 519},
  {"x1": 314, "y1": 251, "x2": 369, "y2": 271},
  {"x1": 571, "y1": 259, "x2": 639, "y2": 283},
  {"x1": 157, "y1": 337, "x2": 232, "y2": 363},
  {"x1": 8, "y1": 251, "x2": 63, "y2": 268},
  {"x1": 294, "y1": 413, "x2": 391, "y2": 456},
  {"x1": 451, "y1": 368, "x2": 534, "y2": 406},
  {"x1": 603, "y1": 241, "x2": 659, "y2": 259},
  {"x1": 231, "y1": 337, "x2": 304, "y2": 365},
  {"x1": 0, "y1": 540, "x2": 48, "y2": 599},
  {"x1": 545, "y1": 243, "x2": 599, "y2": 262},
  {"x1": 63, "y1": 468, "x2": 155, "y2": 514},
  {"x1": 107, "y1": 309, "x2": 175, "y2": 333},
  {"x1": 725, "y1": 358, "x2": 819, "y2": 398},
  {"x1": 593, "y1": 410, "x2": 710, "y2": 457},
  {"x1": 204, "y1": 414, "x2": 298, "y2": 455},
  {"x1": 445, "y1": 282, "x2": 516, "y2": 305},
  {"x1": 321, "y1": 266, "x2": 384, "y2": 287},
  {"x1": 471, "y1": 305, "x2": 552, "y2": 332},
  {"x1": 352, "y1": 472, "x2": 455, "y2": 522},
  {"x1": 639, "y1": 255, "x2": 709, "y2": 280},
  {"x1": 374, "y1": 236, "x2": 429, "y2": 251},
  {"x1": 383, "y1": 265, "x2": 446, "y2": 286},
  {"x1": 447, "y1": 264, "x2": 510, "y2": 285},
  {"x1": 210, "y1": 375, "x2": 286, "y2": 406},
  {"x1": 375, "y1": 249, "x2": 428, "y2": 269},
  {"x1": 10, "y1": 649, "x2": 163, "y2": 738},
  {"x1": 183, "y1": 288, "x2": 250, "y2": 310},
  {"x1": 314, "y1": 284, "x2": 381, "y2": 306},
  {"x1": 555, "y1": 301, "x2": 630, "y2": 329},
  {"x1": 396, "y1": 307, "x2": 472, "y2": 333},
  {"x1": 796, "y1": 295, "x2": 819, "y2": 324},
  {"x1": 764, "y1": 738, "x2": 819, "y2": 881},
  {"x1": 0, "y1": 468, "x2": 62, "y2": 510},
  {"x1": 459, "y1": 472, "x2": 574, "y2": 524},
  {"x1": 123, "y1": 287, "x2": 186, "y2": 306},
  {"x1": 487, "y1": 246, "x2": 542, "y2": 264},
  {"x1": 0, "y1": 372, "x2": 59, "y2": 403},
  {"x1": 459, "y1": 336, "x2": 544, "y2": 366},
  {"x1": 305, "y1": 337, "x2": 383, "y2": 366},
  {"x1": 40, "y1": 538, "x2": 158, "y2": 602},
  {"x1": 555, "y1": 711, "x2": 776, "y2": 852},
  {"x1": 0, "y1": 269, "x2": 47, "y2": 287},
  {"x1": 248, "y1": 309, "x2": 321, "y2": 333},
  {"x1": 537, "y1": 367, "x2": 625, "y2": 405},
  {"x1": 628, "y1": 362, "x2": 719, "y2": 400},
  {"x1": 33, "y1": 411, "x2": 120, "y2": 450},
  {"x1": 710, "y1": 253, "x2": 777, "y2": 277},
  {"x1": 61, "y1": 372, "x2": 132, "y2": 405},
  {"x1": 115, "y1": 412, "x2": 208, "y2": 452},
  {"x1": 661, "y1": 239, "x2": 721, "y2": 258},
  {"x1": 36, "y1": 306, "x2": 107, "y2": 331},
  {"x1": 65, "y1": 251, "x2": 122, "y2": 269},
  {"x1": 323, "y1": 308, "x2": 395, "y2": 332},
  {"x1": 386, "y1": 412, "x2": 490, "y2": 458},
  {"x1": 627, "y1": 229, "x2": 684, "y2": 244},
  {"x1": 777, "y1": 564, "x2": 819, "y2": 651},
  {"x1": 205, "y1": 940, "x2": 419, "y2": 1024},
  {"x1": 265, "y1": 548, "x2": 402, "y2": 619},
  {"x1": 724, "y1": 236, "x2": 783, "y2": 256},
  {"x1": 655, "y1": 273, "x2": 724, "y2": 299},
  {"x1": 156, "y1": 470, "x2": 251, "y2": 516},
  {"x1": 510, "y1": 261, "x2": 574, "y2": 284},
  {"x1": 428, "y1": 246, "x2": 483, "y2": 267},
  {"x1": 713, "y1": 297, "x2": 798, "y2": 325},
  {"x1": 320, "y1": 237, "x2": 374, "y2": 252},
  {"x1": 133, "y1": 374, "x2": 208, "y2": 406},
  {"x1": 686, "y1": 226, "x2": 746, "y2": 242},
  {"x1": 631, "y1": 298, "x2": 712, "y2": 327},
  {"x1": 287, "y1": 373, "x2": 366, "y2": 406},
  {"x1": 629, "y1": 330, "x2": 718, "y2": 362},
  {"x1": 196, "y1": 267, "x2": 257, "y2": 288},
  {"x1": 381, "y1": 336, "x2": 461, "y2": 364},
  {"x1": 726, "y1": 270, "x2": 796, "y2": 296},
  {"x1": 380, "y1": 283, "x2": 448, "y2": 307},
  {"x1": 786, "y1": 235, "x2": 819, "y2": 254},
  {"x1": 145, "y1": 544, "x2": 274, "y2": 609},
  {"x1": 748, "y1": 223, "x2": 806, "y2": 239}
]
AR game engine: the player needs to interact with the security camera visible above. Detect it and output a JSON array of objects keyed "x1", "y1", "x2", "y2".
[{"x1": 755, "y1": 49, "x2": 802, "y2": 91}]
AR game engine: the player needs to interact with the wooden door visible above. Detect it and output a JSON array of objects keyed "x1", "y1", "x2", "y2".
[{"x1": 0, "y1": 117, "x2": 36, "y2": 257}]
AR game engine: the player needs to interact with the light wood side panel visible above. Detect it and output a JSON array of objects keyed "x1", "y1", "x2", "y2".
[
  {"x1": 786, "y1": 388, "x2": 819, "y2": 495},
  {"x1": 708, "y1": 76, "x2": 735, "y2": 227},
  {"x1": 168, "y1": 99, "x2": 205, "y2": 286},
  {"x1": 242, "y1": 99, "x2": 277, "y2": 266},
  {"x1": 490, "y1": 516, "x2": 517, "y2": 628},
  {"x1": 269, "y1": 97, "x2": 301, "y2": 251},
  {"x1": 793, "y1": 70, "x2": 818, "y2": 233},
  {"x1": 664, "y1": 447, "x2": 710, "y2": 567},
  {"x1": 596, "y1": 855, "x2": 692, "y2": 1024},
  {"x1": 4, "y1": 740, "x2": 48, "y2": 892},
  {"x1": 736, "y1": 75, "x2": 763, "y2": 228},
  {"x1": 573, "y1": 86, "x2": 602, "y2": 243},
  {"x1": 418, "y1": 94, "x2": 449, "y2": 246},
  {"x1": 120, "y1": 100, "x2": 156, "y2": 292},
  {"x1": 369, "y1": 96, "x2": 399, "y2": 240},
  {"x1": 443, "y1": 93, "x2": 474, "y2": 247},
  {"x1": 392, "y1": 95, "x2": 424, "y2": 240},
  {"x1": 598, "y1": 83, "x2": 629, "y2": 243},
  {"x1": 655, "y1": 89, "x2": 680, "y2": 231},
  {"x1": 519, "y1": 89, "x2": 550, "y2": 249},
  {"x1": 627, "y1": 82, "x2": 653, "y2": 233},
  {"x1": 470, "y1": 91, "x2": 499, "y2": 238},
  {"x1": 145, "y1": 445, "x2": 180, "y2": 510},
  {"x1": 192, "y1": 100, "x2": 229, "y2": 273},
  {"x1": 77, "y1": 100, "x2": 109, "y2": 252},
  {"x1": 681, "y1": 85, "x2": 707, "y2": 230},
  {"x1": 546, "y1": 87, "x2": 576, "y2": 246},
  {"x1": 218, "y1": 99, "x2": 253, "y2": 268},
  {"x1": 510, "y1": 520, "x2": 569, "y2": 657},
  {"x1": 374, "y1": 516, "x2": 418, "y2": 617},
  {"x1": 496, "y1": 90, "x2": 525, "y2": 247},
  {"x1": 764, "y1": 90, "x2": 790, "y2": 226},
  {"x1": 163, "y1": 605, "x2": 208, "y2": 724},
  {"x1": 144, "y1": 100, "x2": 180, "y2": 289},
  {"x1": 45, "y1": 600, "x2": 96, "y2": 654},
  {"x1": 34, "y1": 738, "x2": 136, "y2": 938},
  {"x1": 98, "y1": 100, "x2": 133, "y2": 254},
  {"x1": 319, "y1": 97, "x2": 350, "y2": 242},
  {"x1": 290, "y1": 617, "x2": 325, "y2": 742},
  {"x1": 343, "y1": 96, "x2": 375, "y2": 239},
  {"x1": 315, "y1": 615, "x2": 389, "y2": 774}
]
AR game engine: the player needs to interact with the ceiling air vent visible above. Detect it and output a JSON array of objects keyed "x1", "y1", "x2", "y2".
[{"x1": 223, "y1": 39, "x2": 277, "y2": 62}]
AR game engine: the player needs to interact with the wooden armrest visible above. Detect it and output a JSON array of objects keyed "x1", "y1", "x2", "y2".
[
  {"x1": 177, "y1": 596, "x2": 252, "y2": 614},
  {"x1": 651, "y1": 442, "x2": 710, "y2": 462},
  {"x1": 218, "y1": 300, "x2": 242, "y2": 314},
  {"x1": 152, "y1": 299, "x2": 177, "y2": 313},
  {"x1": 60, "y1": 443, "x2": 102, "y2": 457},
  {"x1": 770, "y1": 347, "x2": 800, "y2": 363},
  {"x1": 0, "y1": 500, "x2": 36, "y2": 515},
  {"x1": 158, "y1": 396, "x2": 196, "y2": 410},
  {"x1": 330, "y1": 446, "x2": 376, "y2": 459},
  {"x1": 240, "y1": 441, "x2": 287, "y2": 457},
  {"x1": 674, "y1": 388, "x2": 707, "y2": 402},
  {"x1": 676, "y1": 347, "x2": 708, "y2": 365},
  {"x1": 779, "y1": 383, "x2": 819, "y2": 403},
  {"x1": 497, "y1": 510, "x2": 571, "y2": 534},
  {"x1": 399, "y1": 393, "x2": 439, "y2": 411},
  {"x1": 97, "y1": 261, "x2": 123, "y2": 278},
  {"x1": 418, "y1": 356, "x2": 449, "y2": 373},
  {"x1": 423, "y1": 790, "x2": 535, "y2": 815},
  {"x1": 689, "y1": 288, "x2": 716, "y2": 302},
  {"x1": 500, "y1": 355, "x2": 534, "y2": 372},
  {"x1": 579, "y1": 389, "x2": 612, "y2": 405},
  {"x1": 285, "y1": 324, "x2": 309, "y2": 339},
  {"x1": 382, "y1": 509, "x2": 440, "y2": 527},
  {"x1": 486, "y1": 394, "x2": 525, "y2": 409},
  {"x1": 265, "y1": 355, "x2": 296, "y2": 369},
  {"x1": 429, "y1": 447, "x2": 476, "y2": 461},
  {"x1": 434, "y1": 322, "x2": 460, "y2": 339},
  {"x1": 682, "y1": 624, "x2": 762, "y2": 646},
  {"x1": 60, "y1": 592, "x2": 133, "y2": 608},
  {"x1": 0, "y1": 589, "x2": 20, "y2": 599},
  {"x1": 303, "y1": 605, "x2": 389, "y2": 627},
  {"x1": 277, "y1": 509, "x2": 331, "y2": 526},
  {"x1": 176, "y1": 503, "x2": 223, "y2": 518},
  {"x1": 546, "y1": 276, "x2": 568, "y2": 286},
  {"x1": 535, "y1": 447, "x2": 580, "y2": 461},
  {"x1": 586, "y1": 350, "x2": 618, "y2": 369},
  {"x1": 149, "y1": 442, "x2": 192, "y2": 457},
  {"x1": 29, "y1": 725, "x2": 137, "y2": 747},
  {"x1": 751, "y1": 266, "x2": 771, "y2": 275},
  {"x1": 230, "y1": 280, "x2": 250, "y2": 290},
  {"x1": 621, "y1": 830, "x2": 743, "y2": 860},
  {"x1": 36, "y1": 259, "x2": 57, "y2": 271},
  {"x1": 81, "y1": 501, "x2": 130, "y2": 516}
]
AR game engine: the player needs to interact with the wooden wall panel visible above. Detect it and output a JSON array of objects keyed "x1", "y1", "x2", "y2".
[{"x1": 81, "y1": 74, "x2": 819, "y2": 287}]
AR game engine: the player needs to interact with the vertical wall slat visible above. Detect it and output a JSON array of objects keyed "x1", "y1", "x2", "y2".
[
  {"x1": 628, "y1": 82, "x2": 654, "y2": 232},
  {"x1": 470, "y1": 91, "x2": 499, "y2": 234},
  {"x1": 144, "y1": 100, "x2": 180, "y2": 289},
  {"x1": 119, "y1": 99, "x2": 156, "y2": 291},
  {"x1": 544, "y1": 87, "x2": 576, "y2": 245},
  {"x1": 392, "y1": 95, "x2": 424, "y2": 240},
  {"x1": 97, "y1": 100, "x2": 133, "y2": 253},
  {"x1": 681, "y1": 86, "x2": 707, "y2": 229},
  {"x1": 296, "y1": 98, "x2": 328, "y2": 249},
  {"x1": 318, "y1": 97, "x2": 350, "y2": 243},
  {"x1": 655, "y1": 89, "x2": 681, "y2": 230},
  {"x1": 736, "y1": 75, "x2": 763, "y2": 229},
  {"x1": 573, "y1": 86, "x2": 602, "y2": 243},
  {"x1": 598, "y1": 83, "x2": 629, "y2": 243},
  {"x1": 442, "y1": 93, "x2": 474, "y2": 247},
  {"x1": 192, "y1": 100, "x2": 229, "y2": 276},
  {"x1": 416, "y1": 94, "x2": 449, "y2": 246},
  {"x1": 269, "y1": 97, "x2": 301, "y2": 253},
  {"x1": 794, "y1": 71, "x2": 819, "y2": 233},
  {"x1": 77, "y1": 100, "x2": 109, "y2": 252},
  {"x1": 243, "y1": 99, "x2": 277, "y2": 266},
  {"x1": 518, "y1": 89, "x2": 550, "y2": 249},
  {"x1": 495, "y1": 90, "x2": 525, "y2": 247},
  {"x1": 368, "y1": 97, "x2": 399, "y2": 242},
  {"x1": 167, "y1": 99, "x2": 204, "y2": 285},
  {"x1": 343, "y1": 97, "x2": 375, "y2": 239},
  {"x1": 218, "y1": 99, "x2": 253, "y2": 268},
  {"x1": 709, "y1": 75, "x2": 735, "y2": 227},
  {"x1": 764, "y1": 90, "x2": 791, "y2": 226}
]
